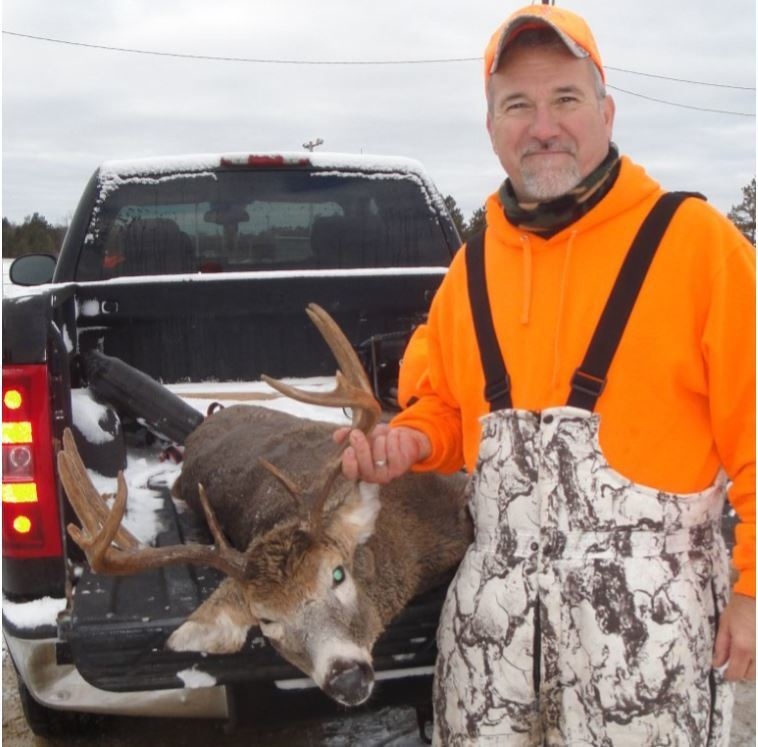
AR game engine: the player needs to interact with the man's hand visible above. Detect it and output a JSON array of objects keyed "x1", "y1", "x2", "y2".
[
  {"x1": 333, "y1": 424, "x2": 431, "y2": 484},
  {"x1": 712, "y1": 592, "x2": 755, "y2": 681}
]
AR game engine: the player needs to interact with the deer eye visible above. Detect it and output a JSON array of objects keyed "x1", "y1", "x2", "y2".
[
  {"x1": 332, "y1": 565, "x2": 346, "y2": 586},
  {"x1": 258, "y1": 617, "x2": 274, "y2": 626}
]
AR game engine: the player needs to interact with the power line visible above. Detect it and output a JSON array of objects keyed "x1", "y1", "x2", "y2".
[
  {"x1": 4, "y1": 29, "x2": 756, "y2": 98},
  {"x1": 606, "y1": 65, "x2": 754, "y2": 91},
  {"x1": 2, "y1": 31, "x2": 476, "y2": 65},
  {"x1": 607, "y1": 84, "x2": 755, "y2": 117}
]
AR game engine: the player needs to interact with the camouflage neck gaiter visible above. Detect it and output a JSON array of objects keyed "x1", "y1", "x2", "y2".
[{"x1": 500, "y1": 143, "x2": 621, "y2": 238}]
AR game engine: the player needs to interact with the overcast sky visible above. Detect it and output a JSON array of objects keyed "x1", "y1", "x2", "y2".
[{"x1": 2, "y1": 0, "x2": 755, "y2": 226}]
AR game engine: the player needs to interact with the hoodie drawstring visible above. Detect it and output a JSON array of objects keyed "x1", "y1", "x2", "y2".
[
  {"x1": 520, "y1": 234, "x2": 533, "y2": 325},
  {"x1": 552, "y1": 230, "x2": 578, "y2": 388}
]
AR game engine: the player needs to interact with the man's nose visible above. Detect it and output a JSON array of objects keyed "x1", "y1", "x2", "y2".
[{"x1": 528, "y1": 104, "x2": 562, "y2": 141}]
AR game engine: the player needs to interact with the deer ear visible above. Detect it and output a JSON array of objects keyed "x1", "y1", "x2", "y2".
[{"x1": 332, "y1": 482, "x2": 381, "y2": 548}]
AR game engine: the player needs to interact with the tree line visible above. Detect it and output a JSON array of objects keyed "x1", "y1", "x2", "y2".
[
  {"x1": 2, "y1": 214, "x2": 66, "y2": 259},
  {"x1": 2, "y1": 178, "x2": 755, "y2": 259},
  {"x1": 444, "y1": 197, "x2": 487, "y2": 241},
  {"x1": 727, "y1": 178, "x2": 756, "y2": 246}
]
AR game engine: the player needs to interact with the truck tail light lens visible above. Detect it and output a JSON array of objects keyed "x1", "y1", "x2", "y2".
[
  {"x1": 3, "y1": 444, "x2": 34, "y2": 477},
  {"x1": 2, "y1": 365, "x2": 63, "y2": 558}
]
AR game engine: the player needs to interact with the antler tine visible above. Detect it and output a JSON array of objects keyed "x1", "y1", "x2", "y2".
[
  {"x1": 58, "y1": 427, "x2": 256, "y2": 581},
  {"x1": 308, "y1": 460, "x2": 343, "y2": 534},
  {"x1": 258, "y1": 459, "x2": 302, "y2": 498},
  {"x1": 258, "y1": 458, "x2": 309, "y2": 518},
  {"x1": 261, "y1": 303, "x2": 381, "y2": 436},
  {"x1": 59, "y1": 428, "x2": 139, "y2": 550},
  {"x1": 305, "y1": 304, "x2": 373, "y2": 395}
]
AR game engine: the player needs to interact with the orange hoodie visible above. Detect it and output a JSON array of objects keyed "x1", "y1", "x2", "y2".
[{"x1": 393, "y1": 157, "x2": 756, "y2": 597}]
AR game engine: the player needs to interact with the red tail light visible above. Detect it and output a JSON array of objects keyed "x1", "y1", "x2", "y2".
[
  {"x1": 2, "y1": 365, "x2": 63, "y2": 558},
  {"x1": 219, "y1": 154, "x2": 312, "y2": 168}
]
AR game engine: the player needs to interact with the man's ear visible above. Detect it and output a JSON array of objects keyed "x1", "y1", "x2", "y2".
[
  {"x1": 485, "y1": 110, "x2": 502, "y2": 158},
  {"x1": 603, "y1": 94, "x2": 616, "y2": 138}
]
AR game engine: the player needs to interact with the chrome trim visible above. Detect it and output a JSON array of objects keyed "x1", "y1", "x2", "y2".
[{"x1": 4, "y1": 634, "x2": 228, "y2": 719}]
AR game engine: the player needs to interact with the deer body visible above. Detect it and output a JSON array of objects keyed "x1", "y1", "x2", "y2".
[{"x1": 168, "y1": 404, "x2": 471, "y2": 705}]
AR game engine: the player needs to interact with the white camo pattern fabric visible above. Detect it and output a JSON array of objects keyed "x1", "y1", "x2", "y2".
[{"x1": 433, "y1": 406, "x2": 733, "y2": 746}]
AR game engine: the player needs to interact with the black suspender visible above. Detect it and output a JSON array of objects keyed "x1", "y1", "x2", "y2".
[
  {"x1": 466, "y1": 229, "x2": 513, "y2": 411},
  {"x1": 466, "y1": 192, "x2": 703, "y2": 413},
  {"x1": 567, "y1": 192, "x2": 701, "y2": 410}
]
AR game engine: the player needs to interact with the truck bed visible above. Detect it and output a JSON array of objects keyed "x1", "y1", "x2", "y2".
[
  {"x1": 73, "y1": 267, "x2": 444, "y2": 384},
  {"x1": 61, "y1": 476, "x2": 449, "y2": 694}
]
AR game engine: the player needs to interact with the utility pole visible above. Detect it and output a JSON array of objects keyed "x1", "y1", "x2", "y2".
[{"x1": 303, "y1": 138, "x2": 324, "y2": 152}]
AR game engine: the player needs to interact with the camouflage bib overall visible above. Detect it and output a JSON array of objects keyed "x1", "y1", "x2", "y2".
[{"x1": 432, "y1": 195, "x2": 734, "y2": 746}]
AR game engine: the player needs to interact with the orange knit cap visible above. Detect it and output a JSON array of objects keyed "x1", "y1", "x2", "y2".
[{"x1": 484, "y1": 5, "x2": 605, "y2": 85}]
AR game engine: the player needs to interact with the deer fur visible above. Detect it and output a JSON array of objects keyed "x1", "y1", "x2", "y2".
[{"x1": 169, "y1": 404, "x2": 472, "y2": 705}]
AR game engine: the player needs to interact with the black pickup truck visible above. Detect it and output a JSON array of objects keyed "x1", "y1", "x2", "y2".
[{"x1": 2, "y1": 151, "x2": 461, "y2": 738}]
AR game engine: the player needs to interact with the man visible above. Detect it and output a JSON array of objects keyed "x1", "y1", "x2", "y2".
[{"x1": 339, "y1": 5, "x2": 755, "y2": 744}]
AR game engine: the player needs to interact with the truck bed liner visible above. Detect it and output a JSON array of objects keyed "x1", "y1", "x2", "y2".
[{"x1": 62, "y1": 485, "x2": 449, "y2": 693}]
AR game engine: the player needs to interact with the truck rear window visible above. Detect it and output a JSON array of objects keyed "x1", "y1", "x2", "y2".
[{"x1": 75, "y1": 169, "x2": 452, "y2": 280}]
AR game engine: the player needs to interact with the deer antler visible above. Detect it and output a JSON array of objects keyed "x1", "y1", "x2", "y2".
[
  {"x1": 58, "y1": 428, "x2": 257, "y2": 581},
  {"x1": 261, "y1": 303, "x2": 383, "y2": 531},
  {"x1": 261, "y1": 303, "x2": 381, "y2": 435}
]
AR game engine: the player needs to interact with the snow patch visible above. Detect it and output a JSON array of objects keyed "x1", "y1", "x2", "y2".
[
  {"x1": 71, "y1": 389, "x2": 117, "y2": 444},
  {"x1": 176, "y1": 666, "x2": 217, "y2": 689},
  {"x1": 71, "y1": 266, "x2": 447, "y2": 289},
  {"x1": 98, "y1": 151, "x2": 428, "y2": 180},
  {"x1": 2, "y1": 596, "x2": 67, "y2": 629},
  {"x1": 96, "y1": 169, "x2": 217, "y2": 206},
  {"x1": 79, "y1": 299, "x2": 102, "y2": 316},
  {"x1": 168, "y1": 377, "x2": 356, "y2": 426},
  {"x1": 62, "y1": 324, "x2": 75, "y2": 353},
  {"x1": 85, "y1": 455, "x2": 181, "y2": 544}
]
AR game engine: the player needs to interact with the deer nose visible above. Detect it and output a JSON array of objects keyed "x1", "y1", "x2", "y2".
[{"x1": 324, "y1": 659, "x2": 374, "y2": 706}]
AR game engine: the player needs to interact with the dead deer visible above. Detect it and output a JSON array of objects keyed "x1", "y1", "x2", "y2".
[{"x1": 59, "y1": 304, "x2": 472, "y2": 707}]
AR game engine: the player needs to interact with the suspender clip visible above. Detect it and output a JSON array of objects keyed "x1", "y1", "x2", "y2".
[
  {"x1": 484, "y1": 375, "x2": 511, "y2": 405},
  {"x1": 570, "y1": 369, "x2": 606, "y2": 398}
]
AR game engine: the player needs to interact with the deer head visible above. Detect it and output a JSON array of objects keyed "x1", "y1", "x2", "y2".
[{"x1": 59, "y1": 304, "x2": 391, "y2": 706}]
